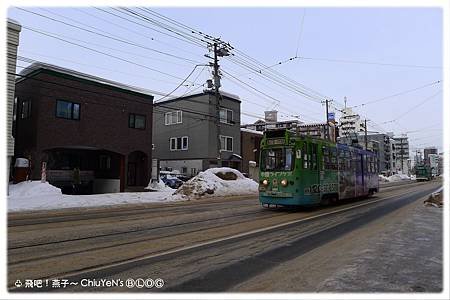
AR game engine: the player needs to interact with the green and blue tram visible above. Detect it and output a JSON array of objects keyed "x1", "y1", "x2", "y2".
[
  {"x1": 415, "y1": 164, "x2": 432, "y2": 181},
  {"x1": 259, "y1": 129, "x2": 379, "y2": 207}
]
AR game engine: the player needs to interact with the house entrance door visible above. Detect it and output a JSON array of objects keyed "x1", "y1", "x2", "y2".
[{"x1": 127, "y1": 162, "x2": 136, "y2": 186}]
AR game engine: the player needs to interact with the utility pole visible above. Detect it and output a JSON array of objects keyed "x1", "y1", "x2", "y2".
[
  {"x1": 322, "y1": 99, "x2": 332, "y2": 141},
  {"x1": 207, "y1": 41, "x2": 230, "y2": 166},
  {"x1": 364, "y1": 119, "x2": 368, "y2": 150},
  {"x1": 213, "y1": 43, "x2": 221, "y2": 164}
]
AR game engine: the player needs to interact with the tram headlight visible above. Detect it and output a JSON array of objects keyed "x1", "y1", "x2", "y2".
[
  {"x1": 262, "y1": 179, "x2": 269, "y2": 186},
  {"x1": 281, "y1": 179, "x2": 288, "y2": 187}
]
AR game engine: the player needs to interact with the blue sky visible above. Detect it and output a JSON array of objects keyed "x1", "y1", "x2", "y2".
[{"x1": 7, "y1": 7, "x2": 443, "y2": 154}]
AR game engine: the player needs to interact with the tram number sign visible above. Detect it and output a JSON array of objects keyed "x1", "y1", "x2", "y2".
[{"x1": 308, "y1": 183, "x2": 338, "y2": 194}]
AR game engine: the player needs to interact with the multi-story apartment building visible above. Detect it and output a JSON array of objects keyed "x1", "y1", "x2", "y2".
[
  {"x1": 424, "y1": 147, "x2": 438, "y2": 166},
  {"x1": 393, "y1": 134, "x2": 410, "y2": 175},
  {"x1": 338, "y1": 107, "x2": 366, "y2": 137},
  {"x1": 14, "y1": 62, "x2": 154, "y2": 193},
  {"x1": 7, "y1": 19, "x2": 21, "y2": 186},
  {"x1": 152, "y1": 91, "x2": 241, "y2": 176}
]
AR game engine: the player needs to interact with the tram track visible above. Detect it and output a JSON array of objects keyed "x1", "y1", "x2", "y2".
[
  {"x1": 8, "y1": 181, "x2": 440, "y2": 290},
  {"x1": 8, "y1": 181, "x2": 427, "y2": 251}
]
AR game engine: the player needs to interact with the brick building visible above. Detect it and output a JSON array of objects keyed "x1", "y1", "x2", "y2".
[
  {"x1": 240, "y1": 128, "x2": 263, "y2": 175},
  {"x1": 14, "y1": 62, "x2": 154, "y2": 193}
]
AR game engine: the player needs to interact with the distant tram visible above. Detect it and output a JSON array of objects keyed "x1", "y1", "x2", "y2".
[
  {"x1": 415, "y1": 164, "x2": 432, "y2": 182},
  {"x1": 259, "y1": 129, "x2": 379, "y2": 207}
]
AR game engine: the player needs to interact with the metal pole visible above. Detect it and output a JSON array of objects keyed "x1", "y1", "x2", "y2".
[
  {"x1": 364, "y1": 119, "x2": 368, "y2": 150},
  {"x1": 213, "y1": 43, "x2": 221, "y2": 165}
]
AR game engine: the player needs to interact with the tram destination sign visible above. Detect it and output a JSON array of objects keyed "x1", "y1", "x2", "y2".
[{"x1": 267, "y1": 138, "x2": 285, "y2": 145}]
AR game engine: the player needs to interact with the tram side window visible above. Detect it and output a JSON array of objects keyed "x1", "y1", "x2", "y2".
[
  {"x1": 322, "y1": 146, "x2": 329, "y2": 170},
  {"x1": 338, "y1": 148, "x2": 345, "y2": 170},
  {"x1": 303, "y1": 143, "x2": 309, "y2": 169},
  {"x1": 330, "y1": 147, "x2": 337, "y2": 170},
  {"x1": 346, "y1": 150, "x2": 352, "y2": 170},
  {"x1": 311, "y1": 144, "x2": 318, "y2": 170}
]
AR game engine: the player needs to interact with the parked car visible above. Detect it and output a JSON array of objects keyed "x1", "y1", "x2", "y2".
[{"x1": 161, "y1": 174, "x2": 184, "y2": 189}]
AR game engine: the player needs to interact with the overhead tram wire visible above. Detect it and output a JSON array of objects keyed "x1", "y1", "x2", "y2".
[
  {"x1": 221, "y1": 69, "x2": 324, "y2": 123},
  {"x1": 229, "y1": 53, "x2": 329, "y2": 102},
  {"x1": 227, "y1": 55, "x2": 325, "y2": 104},
  {"x1": 116, "y1": 8, "x2": 327, "y2": 103},
  {"x1": 118, "y1": 8, "x2": 329, "y2": 114},
  {"x1": 19, "y1": 25, "x2": 196, "y2": 69},
  {"x1": 295, "y1": 9, "x2": 306, "y2": 58},
  {"x1": 74, "y1": 8, "x2": 203, "y2": 58},
  {"x1": 96, "y1": 7, "x2": 207, "y2": 50},
  {"x1": 20, "y1": 25, "x2": 197, "y2": 83},
  {"x1": 230, "y1": 48, "x2": 330, "y2": 100},
  {"x1": 381, "y1": 90, "x2": 443, "y2": 125},
  {"x1": 350, "y1": 80, "x2": 442, "y2": 109},
  {"x1": 17, "y1": 50, "x2": 202, "y2": 88},
  {"x1": 116, "y1": 8, "x2": 208, "y2": 48},
  {"x1": 15, "y1": 7, "x2": 203, "y2": 65}
]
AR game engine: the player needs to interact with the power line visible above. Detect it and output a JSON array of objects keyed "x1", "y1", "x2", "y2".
[
  {"x1": 17, "y1": 50, "x2": 201, "y2": 88},
  {"x1": 95, "y1": 7, "x2": 206, "y2": 50},
  {"x1": 295, "y1": 9, "x2": 306, "y2": 58},
  {"x1": 155, "y1": 65, "x2": 205, "y2": 102},
  {"x1": 74, "y1": 7, "x2": 203, "y2": 58},
  {"x1": 381, "y1": 90, "x2": 442, "y2": 124},
  {"x1": 21, "y1": 25, "x2": 195, "y2": 82},
  {"x1": 15, "y1": 7, "x2": 203, "y2": 64},
  {"x1": 350, "y1": 80, "x2": 441, "y2": 109}
]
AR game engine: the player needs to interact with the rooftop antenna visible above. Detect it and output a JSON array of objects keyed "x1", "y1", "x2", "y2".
[{"x1": 344, "y1": 96, "x2": 347, "y2": 109}]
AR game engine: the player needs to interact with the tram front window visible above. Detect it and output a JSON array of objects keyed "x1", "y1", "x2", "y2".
[{"x1": 261, "y1": 148, "x2": 293, "y2": 171}]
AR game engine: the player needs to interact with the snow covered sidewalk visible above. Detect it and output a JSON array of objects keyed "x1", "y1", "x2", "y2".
[{"x1": 8, "y1": 168, "x2": 259, "y2": 212}]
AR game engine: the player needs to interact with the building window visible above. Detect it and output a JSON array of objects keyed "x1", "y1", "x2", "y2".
[
  {"x1": 191, "y1": 168, "x2": 197, "y2": 176},
  {"x1": 99, "y1": 155, "x2": 111, "y2": 170},
  {"x1": 220, "y1": 135, "x2": 233, "y2": 152},
  {"x1": 129, "y1": 113, "x2": 146, "y2": 129},
  {"x1": 56, "y1": 100, "x2": 80, "y2": 120},
  {"x1": 219, "y1": 108, "x2": 233, "y2": 124},
  {"x1": 21, "y1": 100, "x2": 32, "y2": 119},
  {"x1": 170, "y1": 136, "x2": 188, "y2": 151},
  {"x1": 165, "y1": 111, "x2": 182, "y2": 125},
  {"x1": 182, "y1": 167, "x2": 187, "y2": 174}
]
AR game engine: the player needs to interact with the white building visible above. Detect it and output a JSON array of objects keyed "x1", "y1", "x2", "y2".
[
  {"x1": 393, "y1": 134, "x2": 410, "y2": 175},
  {"x1": 7, "y1": 19, "x2": 21, "y2": 188},
  {"x1": 339, "y1": 107, "x2": 366, "y2": 137},
  {"x1": 428, "y1": 154, "x2": 439, "y2": 176}
]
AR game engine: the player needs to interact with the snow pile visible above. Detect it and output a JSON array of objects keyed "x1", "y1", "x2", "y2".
[
  {"x1": 9, "y1": 181, "x2": 62, "y2": 199},
  {"x1": 8, "y1": 181, "x2": 178, "y2": 212},
  {"x1": 146, "y1": 179, "x2": 174, "y2": 192},
  {"x1": 378, "y1": 175, "x2": 390, "y2": 182},
  {"x1": 172, "y1": 167, "x2": 258, "y2": 200},
  {"x1": 387, "y1": 174, "x2": 411, "y2": 182}
]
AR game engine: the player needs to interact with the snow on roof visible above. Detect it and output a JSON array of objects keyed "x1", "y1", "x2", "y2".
[
  {"x1": 241, "y1": 128, "x2": 263, "y2": 135},
  {"x1": 18, "y1": 62, "x2": 157, "y2": 97}
]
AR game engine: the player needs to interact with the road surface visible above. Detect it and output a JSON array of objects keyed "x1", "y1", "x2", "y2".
[{"x1": 8, "y1": 180, "x2": 442, "y2": 292}]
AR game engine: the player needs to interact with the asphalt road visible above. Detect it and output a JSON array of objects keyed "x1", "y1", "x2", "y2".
[{"x1": 8, "y1": 180, "x2": 442, "y2": 292}]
